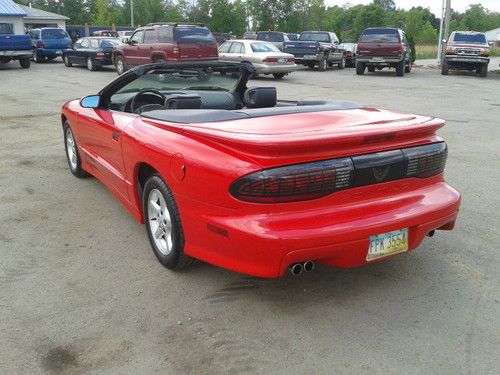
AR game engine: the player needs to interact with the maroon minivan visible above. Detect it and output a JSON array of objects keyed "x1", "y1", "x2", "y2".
[{"x1": 113, "y1": 23, "x2": 218, "y2": 75}]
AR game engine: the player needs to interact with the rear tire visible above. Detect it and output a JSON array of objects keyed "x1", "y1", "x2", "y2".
[
  {"x1": 143, "y1": 175, "x2": 194, "y2": 270},
  {"x1": 356, "y1": 62, "x2": 366, "y2": 75},
  {"x1": 115, "y1": 55, "x2": 128, "y2": 75},
  {"x1": 396, "y1": 60, "x2": 405, "y2": 76},
  {"x1": 86, "y1": 57, "x2": 96, "y2": 71},
  {"x1": 273, "y1": 73, "x2": 285, "y2": 80},
  {"x1": 478, "y1": 64, "x2": 488, "y2": 77},
  {"x1": 19, "y1": 57, "x2": 30, "y2": 69},
  {"x1": 63, "y1": 54, "x2": 72, "y2": 67},
  {"x1": 405, "y1": 60, "x2": 412, "y2": 73},
  {"x1": 441, "y1": 60, "x2": 449, "y2": 75},
  {"x1": 33, "y1": 50, "x2": 43, "y2": 63}
]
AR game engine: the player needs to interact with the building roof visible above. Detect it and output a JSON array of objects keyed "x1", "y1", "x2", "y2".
[
  {"x1": 18, "y1": 4, "x2": 69, "y2": 20},
  {"x1": 0, "y1": 0, "x2": 26, "y2": 16},
  {"x1": 484, "y1": 28, "x2": 500, "y2": 41}
]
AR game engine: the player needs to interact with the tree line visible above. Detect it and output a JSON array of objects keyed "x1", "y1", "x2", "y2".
[{"x1": 16, "y1": 0, "x2": 500, "y2": 44}]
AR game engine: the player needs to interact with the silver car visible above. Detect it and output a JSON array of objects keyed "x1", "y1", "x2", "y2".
[{"x1": 218, "y1": 39, "x2": 297, "y2": 80}]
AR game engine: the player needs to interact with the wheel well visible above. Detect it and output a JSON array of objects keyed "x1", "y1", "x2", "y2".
[
  {"x1": 137, "y1": 163, "x2": 158, "y2": 202},
  {"x1": 61, "y1": 114, "x2": 67, "y2": 128}
]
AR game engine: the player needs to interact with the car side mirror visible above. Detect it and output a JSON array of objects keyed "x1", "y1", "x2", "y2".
[
  {"x1": 442, "y1": 39, "x2": 447, "y2": 43},
  {"x1": 488, "y1": 41, "x2": 494, "y2": 46},
  {"x1": 80, "y1": 95, "x2": 100, "y2": 108}
]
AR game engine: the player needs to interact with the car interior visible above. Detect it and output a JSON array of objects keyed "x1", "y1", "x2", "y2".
[{"x1": 104, "y1": 63, "x2": 360, "y2": 123}]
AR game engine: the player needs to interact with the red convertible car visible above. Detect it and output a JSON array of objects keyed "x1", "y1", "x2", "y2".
[{"x1": 61, "y1": 61, "x2": 460, "y2": 277}]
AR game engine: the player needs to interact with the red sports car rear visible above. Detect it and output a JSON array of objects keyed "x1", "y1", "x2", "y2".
[{"x1": 61, "y1": 61, "x2": 460, "y2": 277}]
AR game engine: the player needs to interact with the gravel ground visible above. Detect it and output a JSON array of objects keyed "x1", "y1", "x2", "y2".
[{"x1": 0, "y1": 60, "x2": 499, "y2": 375}]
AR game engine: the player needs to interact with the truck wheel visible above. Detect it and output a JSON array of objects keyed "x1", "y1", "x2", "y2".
[
  {"x1": 19, "y1": 57, "x2": 30, "y2": 69},
  {"x1": 318, "y1": 57, "x2": 328, "y2": 71},
  {"x1": 115, "y1": 55, "x2": 128, "y2": 75},
  {"x1": 441, "y1": 60, "x2": 449, "y2": 75},
  {"x1": 396, "y1": 60, "x2": 405, "y2": 76},
  {"x1": 405, "y1": 61, "x2": 412, "y2": 73},
  {"x1": 356, "y1": 62, "x2": 366, "y2": 75},
  {"x1": 478, "y1": 64, "x2": 488, "y2": 77},
  {"x1": 367, "y1": 66, "x2": 375, "y2": 73},
  {"x1": 33, "y1": 50, "x2": 43, "y2": 63},
  {"x1": 338, "y1": 56, "x2": 345, "y2": 70}
]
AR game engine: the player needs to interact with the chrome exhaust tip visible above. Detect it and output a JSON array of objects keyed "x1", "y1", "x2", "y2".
[
  {"x1": 427, "y1": 230, "x2": 436, "y2": 237},
  {"x1": 289, "y1": 263, "x2": 303, "y2": 276},
  {"x1": 303, "y1": 260, "x2": 315, "y2": 272}
]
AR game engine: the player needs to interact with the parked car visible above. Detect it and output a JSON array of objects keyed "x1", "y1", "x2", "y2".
[
  {"x1": 356, "y1": 28, "x2": 412, "y2": 76},
  {"x1": 283, "y1": 31, "x2": 345, "y2": 71},
  {"x1": 442, "y1": 31, "x2": 491, "y2": 77},
  {"x1": 61, "y1": 60, "x2": 460, "y2": 278},
  {"x1": 112, "y1": 22, "x2": 218, "y2": 75},
  {"x1": 219, "y1": 39, "x2": 297, "y2": 79},
  {"x1": 339, "y1": 42, "x2": 357, "y2": 67},
  {"x1": 243, "y1": 32, "x2": 257, "y2": 40},
  {"x1": 287, "y1": 33, "x2": 300, "y2": 41},
  {"x1": 0, "y1": 23, "x2": 32, "y2": 68},
  {"x1": 28, "y1": 27, "x2": 72, "y2": 63},
  {"x1": 117, "y1": 30, "x2": 134, "y2": 44},
  {"x1": 92, "y1": 30, "x2": 119, "y2": 37},
  {"x1": 256, "y1": 31, "x2": 290, "y2": 51},
  {"x1": 212, "y1": 32, "x2": 235, "y2": 45},
  {"x1": 63, "y1": 37, "x2": 120, "y2": 71}
]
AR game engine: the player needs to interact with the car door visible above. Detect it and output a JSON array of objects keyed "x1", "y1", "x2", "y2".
[
  {"x1": 138, "y1": 28, "x2": 156, "y2": 64},
  {"x1": 77, "y1": 107, "x2": 133, "y2": 198},
  {"x1": 226, "y1": 42, "x2": 244, "y2": 62},
  {"x1": 218, "y1": 41, "x2": 232, "y2": 61},
  {"x1": 68, "y1": 38, "x2": 82, "y2": 63},
  {"x1": 76, "y1": 38, "x2": 90, "y2": 64},
  {"x1": 125, "y1": 30, "x2": 144, "y2": 66}
]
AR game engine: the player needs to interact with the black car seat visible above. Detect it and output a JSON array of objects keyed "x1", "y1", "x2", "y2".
[{"x1": 244, "y1": 87, "x2": 277, "y2": 108}]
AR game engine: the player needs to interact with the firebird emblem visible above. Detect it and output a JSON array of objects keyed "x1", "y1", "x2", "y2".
[{"x1": 373, "y1": 165, "x2": 390, "y2": 182}]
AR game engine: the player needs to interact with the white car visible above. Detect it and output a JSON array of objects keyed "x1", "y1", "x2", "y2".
[{"x1": 219, "y1": 39, "x2": 297, "y2": 79}]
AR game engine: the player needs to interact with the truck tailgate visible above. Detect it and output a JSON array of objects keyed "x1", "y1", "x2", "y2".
[{"x1": 0, "y1": 35, "x2": 31, "y2": 51}]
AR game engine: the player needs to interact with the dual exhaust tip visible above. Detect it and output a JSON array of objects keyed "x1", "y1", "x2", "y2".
[{"x1": 289, "y1": 261, "x2": 314, "y2": 276}]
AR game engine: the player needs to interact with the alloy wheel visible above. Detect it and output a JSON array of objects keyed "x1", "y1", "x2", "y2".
[
  {"x1": 65, "y1": 127, "x2": 77, "y2": 171},
  {"x1": 147, "y1": 188, "x2": 173, "y2": 256}
]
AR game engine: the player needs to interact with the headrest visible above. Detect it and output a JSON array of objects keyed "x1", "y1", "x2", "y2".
[
  {"x1": 244, "y1": 87, "x2": 277, "y2": 108},
  {"x1": 165, "y1": 95, "x2": 202, "y2": 109}
]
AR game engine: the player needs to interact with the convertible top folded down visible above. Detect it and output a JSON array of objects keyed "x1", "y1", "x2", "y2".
[{"x1": 142, "y1": 101, "x2": 362, "y2": 124}]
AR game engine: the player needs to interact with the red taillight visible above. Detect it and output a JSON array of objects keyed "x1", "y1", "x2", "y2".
[
  {"x1": 403, "y1": 143, "x2": 447, "y2": 178},
  {"x1": 96, "y1": 52, "x2": 105, "y2": 57},
  {"x1": 37, "y1": 42, "x2": 45, "y2": 48},
  {"x1": 173, "y1": 47, "x2": 180, "y2": 58},
  {"x1": 230, "y1": 158, "x2": 354, "y2": 203},
  {"x1": 263, "y1": 57, "x2": 278, "y2": 63}
]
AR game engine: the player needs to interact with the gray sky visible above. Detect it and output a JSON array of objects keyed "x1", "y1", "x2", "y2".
[{"x1": 324, "y1": 1, "x2": 500, "y2": 16}]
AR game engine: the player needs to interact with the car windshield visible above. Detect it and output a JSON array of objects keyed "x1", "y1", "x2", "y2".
[
  {"x1": 100, "y1": 39, "x2": 120, "y2": 48},
  {"x1": 114, "y1": 67, "x2": 242, "y2": 97},
  {"x1": 251, "y1": 42, "x2": 280, "y2": 53},
  {"x1": 174, "y1": 27, "x2": 216, "y2": 45},
  {"x1": 288, "y1": 34, "x2": 298, "y2": 41},
  {"x1": 359, "y1": 29, "x2": 400, "y2": 43},
  {"x1": 0, "y1": 23, "x2": 13, "y2": 34},
  {"x1": 452, "y1": 33, "x2": 486, "y2": 44},
  {"x1": 258, "y1": 32, "x2": 284, "y2": 42},
  {"x1": 42, "y1": 29, "x2": 69, "y2": 39},
  {"x1": 300, "y1": 33, "x2": 329, "y2": 42}
]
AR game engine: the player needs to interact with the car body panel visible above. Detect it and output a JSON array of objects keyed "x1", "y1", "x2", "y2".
[
  {"x1": 61, "y1": 62, "x2": 460, "y2": 277},
  {"x1": 64, "y1": 37, "x2": 119, "y2": 67},
  {"x1": 29, "y1": 28, "x2": 72, "y2": 58}
]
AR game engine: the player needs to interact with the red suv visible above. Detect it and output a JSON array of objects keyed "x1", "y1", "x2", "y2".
[{"x1": 113, "y1": 23, "x2": 218, "y2": 74}]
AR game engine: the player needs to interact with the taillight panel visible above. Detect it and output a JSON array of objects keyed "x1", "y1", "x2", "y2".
[{"x1": 230, "y1": 143, "x2": 448, "y2": 203}]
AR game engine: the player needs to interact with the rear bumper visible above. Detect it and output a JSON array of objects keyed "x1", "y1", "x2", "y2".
[
  {"x1": 357, "y1": 55, "x2": 403, "y2": 65},
  {"x1": 254, "y1": 63, "x2": 298, "y2": 74},
  {"x1": 444, "y1": 56, "x2": 489, "y2": 64},
  {"x1": 0, "y1": 50, "x2": 32, "y2": 58},
  {"x1": 179, "y1": 177, "x2": 461, "y2": 278},
  {"x1": 93, "y1": 57, "x2": 113, "y2": 66},
  {"x1": 37, "y1": 48, "x2": 68, "y2": 57}
]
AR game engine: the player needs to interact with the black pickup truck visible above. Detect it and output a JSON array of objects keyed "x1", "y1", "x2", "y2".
[
  {"x1": 0, "y1": 23, "x2": 32, "y2": 69},
  {"x1": 283, "y1": 31, "x2": 344, "y2": 71}
]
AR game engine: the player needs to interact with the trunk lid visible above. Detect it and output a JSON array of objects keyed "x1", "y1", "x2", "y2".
[{"x1": 150, "y1": 108, "x2": 445, "y2": 168}]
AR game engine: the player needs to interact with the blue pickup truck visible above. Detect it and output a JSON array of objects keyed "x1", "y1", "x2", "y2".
[{"x1": 0, "y1": 23, "x2": 32, "y2": 68}]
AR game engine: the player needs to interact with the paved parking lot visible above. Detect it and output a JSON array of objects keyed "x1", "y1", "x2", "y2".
[{"x1": 1, "y1": 60, "x2": 499, "y2": 374}]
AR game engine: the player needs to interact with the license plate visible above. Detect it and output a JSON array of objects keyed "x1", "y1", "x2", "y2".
[
  {"x1": 367, "y1": 228, "x2": 408, "y2": 261},
  {"x1": 278, "y1": 58, "x2": 286, "y2": 63},
  {"x1": 304, "y1": 55, "x2": 317, "y2": 60},
  {"x1": 371, "y1": 57, "x2": 384, "y2": 62}
]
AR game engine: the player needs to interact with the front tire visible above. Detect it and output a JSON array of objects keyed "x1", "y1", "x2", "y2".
[
  {"x1": 405, "y1": 60, "x2": 412, "y2": 73},
  {"x1": 63, "y1": 123, "x2": 89, "y2": 178},
  {"x1": 318, "y1": 56, "x2": 328, "y2": 71},
  {"x1": 143, "y1": 175, "x2": 194, "y2": 270},
  {"x1": 86, "y1": 57, "x2": 96, "y2": 71},
  {"x1": 441, "y1": 60, "x2": 449, "y2": 75},
  {"x1": 478, "y1": 64, "x2": 488, "y2": 77},
  {"x1": 63, "y1": 54, "x2": 72, "y2": 67}
]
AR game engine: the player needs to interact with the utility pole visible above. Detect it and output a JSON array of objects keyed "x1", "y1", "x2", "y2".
[
  {"x1": 438, "y1": 0, "x2": 451, "y2": 64},
  {"x1": 131, "y1": 0, "x2": 134, "y2": 27}
]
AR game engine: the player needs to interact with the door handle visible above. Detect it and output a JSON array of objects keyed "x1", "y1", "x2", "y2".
[{"x1": 112, "y1": 132, "x2": 120, "y2": 140}]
